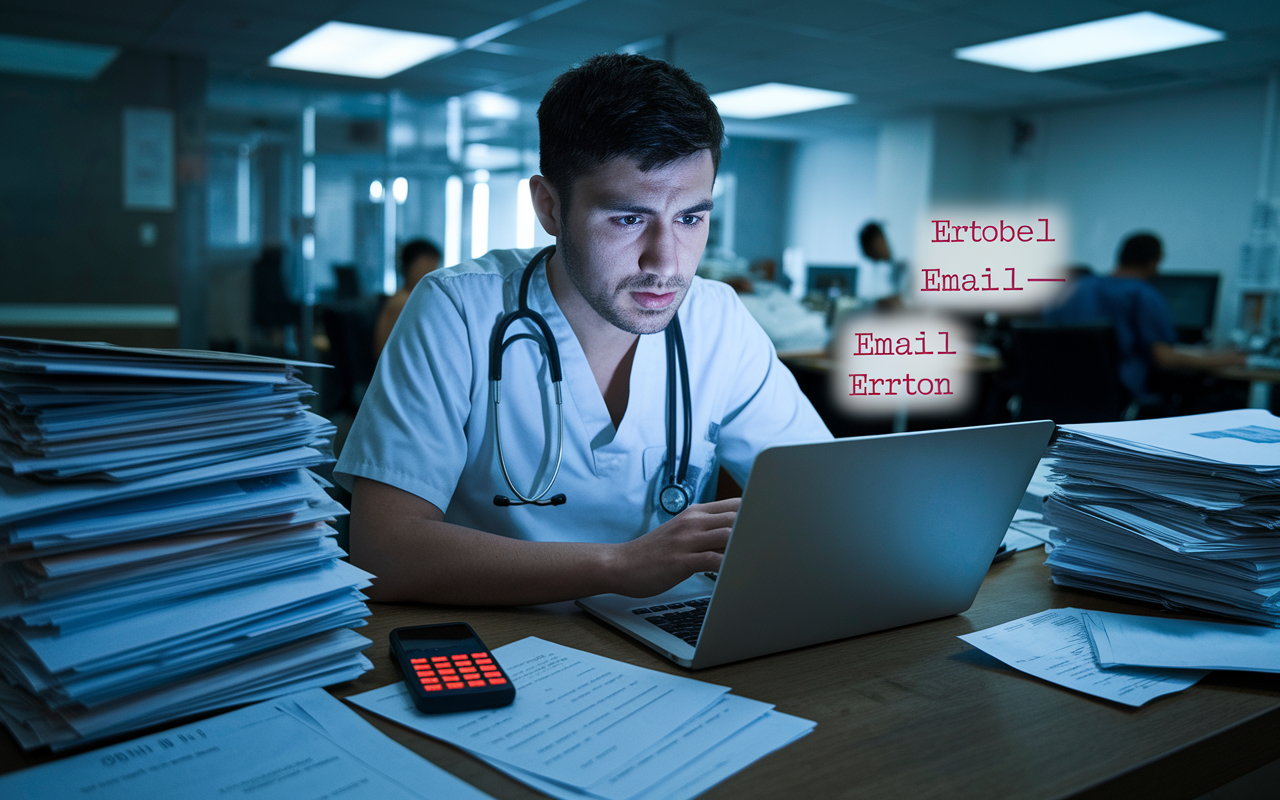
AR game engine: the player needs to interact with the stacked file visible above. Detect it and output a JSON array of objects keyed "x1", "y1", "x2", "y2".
[
  {"x1": 0, "y1": 337, "x2": 374, "y2": 750},
  {"x1": 1042, "y1": 409, "x2": 1280, "y2": 626}
]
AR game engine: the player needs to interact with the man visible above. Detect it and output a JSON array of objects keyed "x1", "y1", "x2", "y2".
[
  {"x1": 335, "y1": 54, "x2": 830, "y2": 606},
  {"x1": 373, "y1": 238, "x2": 441, "y2": 359},
  {"x1": 857, "y1": 221, "x2": 904, "y2": 307},
  {"x1": 1044, "y1": 232, "x2": 1244, "y2": 403}
]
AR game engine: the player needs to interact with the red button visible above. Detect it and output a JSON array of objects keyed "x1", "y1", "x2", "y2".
[
  {"x1": 451, "y1": 654, "x2": 468, "y2": 661},
  {"x1": 410, "y1": 658, "x2": 427, "y2": 664},
  {"x1": 467, "y1": 680, "x2": 487, "y2": 687},
  {"x1": 421, "y1": 677, "x2": 440, "y2": 684},
  {"x1": 445, "y1": 682, "x2": 464, "y2": 689},
  {"x1": 423, "y1": 684, "x2": 443, "y2": 691},
  {"x1": 474, "y1": 658, "x2": 493, "y2": 665},
  {"x1": 482, "y1": 671, "x2": 501, "y2": 679},
  {"x1": 487, "y1": 678, "x2": 508, "y2": 685},
  {"x1": 471, "y1": 652, "x2": 486, "y2": 658},
  {"x1": 431, "y1": 656, "x2": 449, "y2": 662},
  {"x1": 459, "y1": 667, "x2": 478, "y2": 674},
  {"x1": 438, "y1": 668, "x2": 457, "y2": 675}
]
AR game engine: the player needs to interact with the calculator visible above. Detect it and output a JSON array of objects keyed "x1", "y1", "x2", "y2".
[{"x1": 389, "y1": 623, "x2": 516, "y2": 713}]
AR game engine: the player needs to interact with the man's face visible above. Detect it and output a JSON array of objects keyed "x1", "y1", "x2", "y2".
[
  {"x1": 555, "y1": 151, "x2": 715, "y2": 335},
  {"x1": 405, "y1": 254, "x2": 439, "y2": 291}
]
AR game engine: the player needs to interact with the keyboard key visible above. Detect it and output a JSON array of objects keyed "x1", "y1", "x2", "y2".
[{"x1": 631, "y1": 607, "x2": 650, "y2": 614}]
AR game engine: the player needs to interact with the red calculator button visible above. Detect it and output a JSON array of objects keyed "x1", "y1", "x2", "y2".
[
  {"x1": 467, "y1": 679, "x2": 487, "y2": 687},
  {"x1": 423, "y1": 684, "x2": 443, "y2": 691},
  {"x1": 415, "y1": 670, "x2": 435, "y2": 677},
  {"x1": 431, "y1": 656, "x2": 449, "y2": 662},
  {"x1": 487, "y1": 678, "x2": 508, "y2": 685},
  {"x1": 421, "y1": 677, "x2": 440, "y2": 684},
  {"x1": 445, "y1": 681, "x2": 464, "y2": 689},
  {"x1": 482, "y1": 671, "x2": 501, "y2": 679},
  {"x1": 474, "y1": 658, "x2": 493, "y2": 665},
  {"x1": 459, "y1": 667, "x2": 478, "y2": 674},
  {"x1": 451, "y1": 654, "x2": 469, "y2": 660},
  {"x1": 410, "y1": 658, "x2": 428, "y2": 664},
  {"x1": 470, "y1": 652, "x2": 486, "y2": 658}
]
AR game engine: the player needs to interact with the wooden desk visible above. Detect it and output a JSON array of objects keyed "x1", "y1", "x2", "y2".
[{"x1": 3, "y1": 554, "x2": 1279, "y2": 798}]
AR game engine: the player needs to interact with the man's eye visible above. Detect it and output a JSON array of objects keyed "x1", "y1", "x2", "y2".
[
  {"x1": 680, "y1": 215, "x2": 702, "y2": 225},
  {"x1": 619, "y1": 215, "x2": 642, "y2": 226}
]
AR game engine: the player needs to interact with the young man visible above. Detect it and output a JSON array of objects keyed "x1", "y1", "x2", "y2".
[
  {"x1": 335, "y1": 54, "x2": 831, "y2": 606},
  {"x1": 1044, "y1": 232, "x2": 1244, "y2": 403}
]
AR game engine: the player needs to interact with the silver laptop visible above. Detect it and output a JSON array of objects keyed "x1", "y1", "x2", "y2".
[{"x1": 577, "y1": 420, "x2": 1054, "y2": 669}]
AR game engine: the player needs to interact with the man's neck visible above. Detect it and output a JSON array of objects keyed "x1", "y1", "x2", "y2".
[
  {"x1": 545, "y1": 250, "x2": 639, "y2": 429},
  {"x1": 1113, "y1": 264, "x2": 1156, "y2": 280}
]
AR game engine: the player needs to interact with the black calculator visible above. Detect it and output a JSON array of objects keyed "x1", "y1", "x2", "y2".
[{"x1": 389, "y1": 623, "x2": 516, "y2": 713}]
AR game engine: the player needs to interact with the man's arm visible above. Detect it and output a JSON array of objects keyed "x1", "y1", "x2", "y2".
[
  {"x1": 1151, "y1": 342, "x2": 1247, "y2": 371},
  {"x1": 349, "y1": 477, "x2": 738, "y2": 606}
]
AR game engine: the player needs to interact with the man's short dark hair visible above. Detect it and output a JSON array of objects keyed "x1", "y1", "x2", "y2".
[
  {"x1": 400, "y1": 238, "x2": 441, "y2": 276},
  {"x1": 1118, "y1": 232, "x2": 1162, "y2": 268},
  {"x1": 537, "y1": 53, "x2": 724, "y2": 204},
  {"x1": 859, "y1": 222, "x2": 885, "y2": 258}
]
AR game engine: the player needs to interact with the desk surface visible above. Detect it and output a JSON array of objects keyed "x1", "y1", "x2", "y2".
[{"x1": 3, "y1": 553, "x2": 1279, "y2": 799}]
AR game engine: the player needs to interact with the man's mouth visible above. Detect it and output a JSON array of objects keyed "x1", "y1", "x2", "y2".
[{"x1": 631, "y1": 291, "x2": 676, "y2": 310}]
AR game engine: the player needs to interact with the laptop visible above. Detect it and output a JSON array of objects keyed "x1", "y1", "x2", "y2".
[{"x1": 577, "y1": 420, "x2": 1055, "y2": 669}]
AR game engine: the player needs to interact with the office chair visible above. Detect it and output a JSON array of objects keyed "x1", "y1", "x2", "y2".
[{"x1": 1006, "y1": 321, "x2": 1136, "y2": 424}]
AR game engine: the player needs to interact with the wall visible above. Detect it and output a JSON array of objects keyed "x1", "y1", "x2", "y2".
[
  {"x1": 785, "y1": 132, "x2": 879, "y2": 266},
  {"x1": 718, "y1": 136, "x2": 795, "y2": 265},
  {"x1": 0, "y1": 50, "x2": 206, "y2": 346}
]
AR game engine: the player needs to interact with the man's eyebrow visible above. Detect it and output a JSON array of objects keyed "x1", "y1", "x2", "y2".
[{"x1": 600, "y1": 200, "x2": 715, "y2": 215}]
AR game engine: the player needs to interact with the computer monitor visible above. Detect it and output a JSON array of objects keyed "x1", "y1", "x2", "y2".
[
  {"x1": 806, "y1": 265, "x2": 858, "y2": 297},
  {"x1": 1149, "y1": 273, "x2": 1219, "y2": 343}
]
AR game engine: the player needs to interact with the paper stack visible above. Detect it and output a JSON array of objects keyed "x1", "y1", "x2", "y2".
[
  {"x1": 1041, "y1": 409, "x2": 1280, "y2": 626},
  {"x1": 0, "y1": 337, "x2": 374, "y2": 750}
]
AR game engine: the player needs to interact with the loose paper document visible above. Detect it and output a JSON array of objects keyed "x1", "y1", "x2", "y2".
[
  {"x1": 1082, "y1": 610, "x2": 1280, "y2": 672},
  {"x1": 348, "y1": 637, "x2": 729, "y2": 788},
  {"x1": 0, "y1": 687, "x2": 492, "y2": 800},
  {"x1": 958, "y1": 608, "x2": 1206, "y2": 706},
  {"x1": 481, "y1": 703, "x2": 816, "y2": 800}
]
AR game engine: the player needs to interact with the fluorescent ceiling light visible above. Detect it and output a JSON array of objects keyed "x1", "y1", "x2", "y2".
[
  {"x1": 269, "y1": 21, "x2": 455, "y2": 79},
  {"x1": 711, "y1": 83, "x2": 854, "y2": 119},
  {"x1": 0, "y1": 32, "x2": 118, "y2": 81},
  {"x1": 955, "y1": 12, "x2": 1224, "y2": 73}
]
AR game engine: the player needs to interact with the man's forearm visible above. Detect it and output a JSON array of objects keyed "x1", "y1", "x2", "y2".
[{"x1": 349, "y1": 478, "x2": 620, "y2": 605}]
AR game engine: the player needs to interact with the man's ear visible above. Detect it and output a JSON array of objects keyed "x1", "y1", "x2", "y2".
[{"x1": 528, "y1": 175, "x2": 562, "y2": 238}]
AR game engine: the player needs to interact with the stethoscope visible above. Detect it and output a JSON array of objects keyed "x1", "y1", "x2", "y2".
[{"x1": 488, "y1": 245, "x2": 693, "y2": 515}]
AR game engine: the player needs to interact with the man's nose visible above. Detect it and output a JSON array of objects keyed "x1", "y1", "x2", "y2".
[{"x1": 638, "y1": 221, "x2": 681, "y2": 278}]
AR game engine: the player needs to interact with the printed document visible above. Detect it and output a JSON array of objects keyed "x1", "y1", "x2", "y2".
[
  {"x1": 958, "y1": 608, "x2": 1206, "y2": 706},
  {"x1": 0, "y1": 688, "x2": 492, "y2": 799},
  {"x1": 348, "y1": 637, "x2": 729, "y2": 788}
]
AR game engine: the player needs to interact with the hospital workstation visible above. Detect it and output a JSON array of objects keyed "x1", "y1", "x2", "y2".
[{"x1": 3, "y1": 2, "x2": 1280, "y2": 799}]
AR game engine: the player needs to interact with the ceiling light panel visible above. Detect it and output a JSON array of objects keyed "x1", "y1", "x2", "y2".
[
  {"x1": 269, "y1": 21, "x2": 456, "y2": 79},
  {"x1": 710, "y1": 83, "x2": 855, "y2": 119},
  {"x1": 955, "y1": 12, "x2": 1225, "y2": 73},
  {"x1": 0, "y1": 33, "x2": 118, "y2": 81}
]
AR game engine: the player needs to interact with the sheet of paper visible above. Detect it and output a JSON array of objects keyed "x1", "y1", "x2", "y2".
[
  {"x1": 480, "y1": 706, "x2": 816, "y2": 800},
  {"x1": 0, "y1": 688, "x2": 491, "y2": 800},
  {"x1": 1062, "y1": 409, "x2": 1280, "y2": 468},
  {"x1": 347, "y1": 636, "x2": 729, "y2": 788},
  {"x1": 958, "y1": 608, "x2": 1206, "y2": 706},
  {"x1": 1082, "y1": 610, "x2": 1280, "y2": 672}
]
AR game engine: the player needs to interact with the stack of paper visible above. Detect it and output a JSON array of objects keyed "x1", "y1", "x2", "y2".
[
  {"x1": 1041, "y1": 409, "x2": 1280, "y2": 626},
  {"x1": 350, "y1": 637, "x2": 816, "y2": 800},
  {"x1": 0, "y1": 337, "x2": 373, "y2": 750}
]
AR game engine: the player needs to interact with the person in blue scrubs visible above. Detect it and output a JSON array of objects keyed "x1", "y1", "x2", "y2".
[{"x1": 335, "y1": 55, "x2": 830, "y2": 606}]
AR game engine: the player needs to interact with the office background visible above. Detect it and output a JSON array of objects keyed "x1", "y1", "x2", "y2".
[{"x1": 2, "y1": 1, "x2": 1278, "y2": 355}]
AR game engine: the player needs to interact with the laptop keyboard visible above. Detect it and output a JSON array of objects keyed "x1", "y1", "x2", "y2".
[{"x1": 630, "y1": 597, "x2": 711, "y2": 646}]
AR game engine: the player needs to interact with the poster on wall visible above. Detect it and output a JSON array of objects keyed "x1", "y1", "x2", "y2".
[{"x1": 123, "y1": 107, "x2": 174, "y2": 211}]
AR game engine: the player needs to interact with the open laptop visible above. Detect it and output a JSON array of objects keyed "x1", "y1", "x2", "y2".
[{"x1": 577, "y1": 420, "x2": 1054, "y2": 669}]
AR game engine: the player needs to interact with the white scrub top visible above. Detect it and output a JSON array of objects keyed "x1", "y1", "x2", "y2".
[{"x1": 334, "y1": 248, "x2": 831, "y2": 544}]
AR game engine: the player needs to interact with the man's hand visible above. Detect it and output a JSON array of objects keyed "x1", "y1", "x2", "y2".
[{"x1": 609, "y1": 498, "x2": 740, "y2": 598}]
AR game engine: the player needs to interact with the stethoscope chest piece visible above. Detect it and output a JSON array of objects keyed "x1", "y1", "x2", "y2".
[{"x1": 659, "y1": 483, "x2": 690, "y2": 515}]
